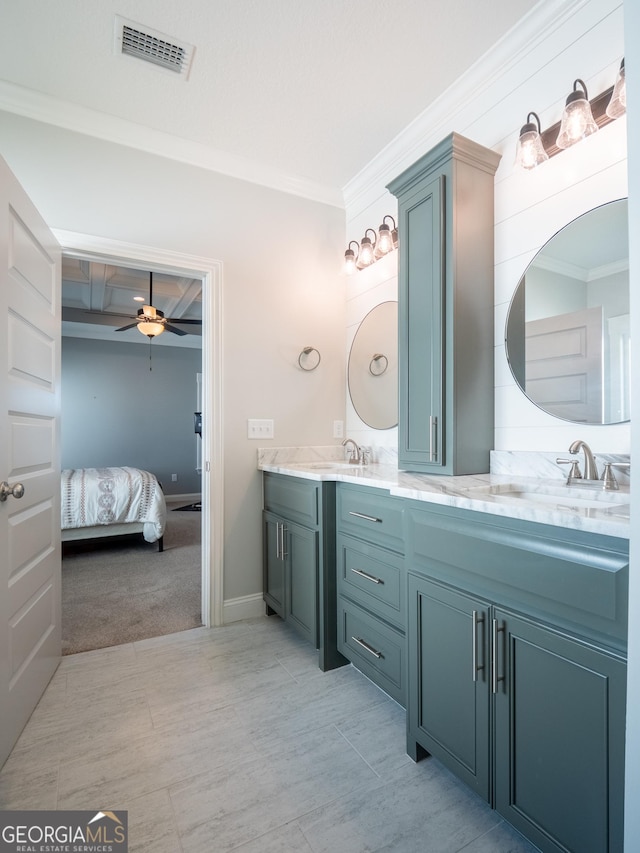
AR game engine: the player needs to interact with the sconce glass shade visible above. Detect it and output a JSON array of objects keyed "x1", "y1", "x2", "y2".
[
  {"x1": 137, "y1": 320, "x2": 165, "y2": 337},
  {"x1": 344, "y1": 241, "x2": 359, "y2": 275},
  {"x1": 356, "y1": 229, "x2": 376, "y2": 269},
  {"x1": 375, "y1": 216, "x2": 398, "y2": 258},
  {"x1": 516, "y1": 112, "x2": 549, "y2": 170},
  {"x1": 556, "y1": 79, "x2": 598, "y2": 149},
  {"x1": 606, "y1": 59, "x2": 626, "y2": 119}
]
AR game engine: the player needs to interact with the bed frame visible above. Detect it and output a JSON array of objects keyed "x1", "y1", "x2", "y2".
[{"x1": 61, "y1": 523, "x2": 164, "y2": 551}]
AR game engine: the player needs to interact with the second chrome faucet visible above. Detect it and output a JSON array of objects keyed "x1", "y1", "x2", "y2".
[{"x1": 557, "y1": 440, "x2": 630, "y2": 490}]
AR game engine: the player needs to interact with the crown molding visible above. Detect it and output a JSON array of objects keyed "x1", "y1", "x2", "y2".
[
  {"x1": 0, "y1": 80, "x2": 344, "y2": 209},
  {"x1": 342, "y1": 0, "x2": 592, "y2": 216}
]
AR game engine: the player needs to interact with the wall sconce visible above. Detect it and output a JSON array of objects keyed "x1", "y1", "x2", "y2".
[
  {"x1": 374, "y1": 216, "x2": 398, "y2": 259},
  {"x1": 515, "y1": 112, "x2": 549, "y2": 170},
  {"x1": 606, "y1": 58, "x2": 626, "y2": 119},
  {"x1": 556, "y1": 79, "x2": 598, "y2": 149},
  {"x1": 344, "y1": 216, "x2": 398, "y2": 274},
  {"x1": 344, "y1": 241, "x2": 359, "y2": 275},
  {"x1": 516, "y1": 59, "x2": 625, "y2": 170}
]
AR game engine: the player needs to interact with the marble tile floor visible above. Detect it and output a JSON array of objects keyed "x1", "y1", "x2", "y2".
[{"x1": 0, "y1": 617, "x2": 539, "y2": 852}]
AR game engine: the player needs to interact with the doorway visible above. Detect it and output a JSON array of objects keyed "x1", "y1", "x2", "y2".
[{"x1": 53, "y1": 230, "x2": 224, "y2": 630}]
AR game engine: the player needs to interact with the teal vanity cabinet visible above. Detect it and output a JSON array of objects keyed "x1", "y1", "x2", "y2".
[
  {"x1": 387, "y1": 134, "x2": 501, "y2": 475},
  {"x1": 335, "y1": 483, "x2": 406, "y2": 705},
  {"x1": 263, "y1": 472, "x2": 346, "y2": 671},
  {"x1": 406, "y1": 501, "x2": 627, "y2": 853}
]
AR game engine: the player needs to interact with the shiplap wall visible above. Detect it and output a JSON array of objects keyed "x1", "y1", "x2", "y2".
[{"x1": 344, "y1": 0, "x2": 628, "y2": 459}]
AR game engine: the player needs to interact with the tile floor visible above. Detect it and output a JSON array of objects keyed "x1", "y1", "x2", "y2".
[{"x1": 0, "y1": 617, "x2": 539, "y2": 852}]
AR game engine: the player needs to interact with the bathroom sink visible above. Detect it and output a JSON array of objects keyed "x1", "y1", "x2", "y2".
[{"x1": 463, "y1": 482, "x2": 630, "y2": 512}]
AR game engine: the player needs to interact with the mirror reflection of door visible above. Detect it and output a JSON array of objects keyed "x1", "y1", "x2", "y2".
[
  {"x1": 525, "y1": 305, "x2": 603, "y2": 423},
  {"x1": 505, "y1": 199, "x2": 630, "y2": 425}
]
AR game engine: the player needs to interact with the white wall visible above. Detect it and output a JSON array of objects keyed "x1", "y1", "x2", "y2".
[
  {"x1": 0, "y1": 116, "x2": 347, "y2": 603},
  {"x1": 344, "y1": 0, "x2": 628, "y2": 459}
]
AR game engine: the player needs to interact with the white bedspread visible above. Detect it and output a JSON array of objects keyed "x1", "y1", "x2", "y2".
[{"x1": 61, "y1": 467, "x2": 167, "y2": 543}]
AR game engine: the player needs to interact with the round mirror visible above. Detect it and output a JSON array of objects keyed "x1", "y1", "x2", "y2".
[
  {"x1": 505, "y1": 199, "x2": 629, "y2": 425},
  {"x1": 348, "y1": 301, "x2": 398, "y2": 429}
]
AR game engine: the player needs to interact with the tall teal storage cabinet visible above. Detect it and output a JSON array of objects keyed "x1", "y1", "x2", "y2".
[{"x1": 387, "y1": 133, "x2": 501, "y2": 475}]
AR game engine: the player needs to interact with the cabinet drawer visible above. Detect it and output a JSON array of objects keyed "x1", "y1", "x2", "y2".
[
  {"x1": 338, "y1": 598, "x2": 405, "y2": 706},
  {"x1": 337, "y1": 484, "x2": 404, "y2": 553},
  {"x1": 337, "y1": 534, "x2": 405, "y2": 630},
  {"x1": 263, "y1": 473, "x2": 319, "y2": 527}
]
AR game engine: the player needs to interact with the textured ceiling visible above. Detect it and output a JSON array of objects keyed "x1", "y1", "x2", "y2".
[{"x1": 1, "y1": 0, "x2": 540, "y2": 192}]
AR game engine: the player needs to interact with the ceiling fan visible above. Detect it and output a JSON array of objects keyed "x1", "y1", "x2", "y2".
[{"x1": 115, "y1": 272, "x2": 202, "y2": 338}]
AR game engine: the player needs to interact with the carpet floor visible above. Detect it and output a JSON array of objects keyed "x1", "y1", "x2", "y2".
[{"x1": 61, "y1": 505, "x2": 202, "y2": 655}]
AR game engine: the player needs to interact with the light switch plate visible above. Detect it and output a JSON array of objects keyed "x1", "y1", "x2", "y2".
[{"x1": 248, "y1": 418, "x2": 274, "y2": 439}]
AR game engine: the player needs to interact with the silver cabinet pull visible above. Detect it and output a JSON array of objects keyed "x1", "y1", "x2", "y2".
[
  {"x1": 351, "y1": 636, "x2": 383, "y2": 659},
  {"x1": 348, "y1": 510, "x2": 382, "y2": 523},
  {"x1": 0, "y1": 481, "x2": 25, "y2": 502},
  {"x1": 275, "y1": 522, "x2": 287, "y2": 560},
  {"x1": 472, "y1": 610, "x2": 485, "y2": 682},
  {"x1": 491, "y1": 618, "x2": 505, "y2": 694},
  {"x1": 351, "y1": 568, "x2": 383, "y2": 585},
  {"x1": 429, "y1": 415, "x2": 438, "y2": 462}
]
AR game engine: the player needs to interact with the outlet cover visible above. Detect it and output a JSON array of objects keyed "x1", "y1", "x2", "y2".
[
  {"x1": 248, "y1": 418, "x2": 274, "y2": 439},
  {"x1": 333, "y1": 420, "x2": 344, "y2": 439}
]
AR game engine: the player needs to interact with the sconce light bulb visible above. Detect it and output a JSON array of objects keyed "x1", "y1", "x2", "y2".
[
  {"x1": 556, "y1": 80, "x2": 598, "y2": 149},
  {"x1": 375, "y1": 224, "x2": 394, "y2": 257},
  {"x1": 516, "y1": 113, "x2": 548, "y2": 170},
  {"x1": 357, "y1": 235, "x2": 375, "y2": 268}
]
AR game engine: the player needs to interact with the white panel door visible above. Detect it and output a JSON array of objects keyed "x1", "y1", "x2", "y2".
[
  {"x1": 0, "y1": 155, "x2": 61, "y2": 767},
  {"x1": 525, "y1": 305, "x2": 603, "y2": 423}
]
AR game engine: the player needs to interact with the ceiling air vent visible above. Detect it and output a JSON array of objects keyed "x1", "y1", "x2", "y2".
[{"x1": 115, "y1": 17, "x2": 195, "y2": 78}]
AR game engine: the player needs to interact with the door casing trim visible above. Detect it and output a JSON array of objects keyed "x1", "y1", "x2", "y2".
[{"x1": 54, "y1": 229, "x2": 224, "y2": 628}]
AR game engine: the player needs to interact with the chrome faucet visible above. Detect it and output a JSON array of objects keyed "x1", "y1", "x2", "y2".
[
  {"x1": 568, "y1": 439, "x2": 599, "y2": 480},
  {"x1": 342, "y1": 437, "x2": 362, "y2": 464}
]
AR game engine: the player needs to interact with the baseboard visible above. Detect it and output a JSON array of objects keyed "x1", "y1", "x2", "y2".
[
  {"x1": 165, "y1": 493, "x2": 201, "y2": 504},
  {"x1": 223, "y1": 593, "x2": 266, "y2": 624}
]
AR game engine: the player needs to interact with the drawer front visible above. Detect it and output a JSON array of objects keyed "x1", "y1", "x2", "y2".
[
  {"x1": 337, "y1": 484, "x2": 404, "y2": 553},
  {"x1": 263, "y1": 472, "x2": 319, "y2": 527},
  {"x1": 338, "y1": 598, "x2": 405, "y2": 706},
  {"x1": 337, "y1": 534, "x2": 405, "y2": 630}
]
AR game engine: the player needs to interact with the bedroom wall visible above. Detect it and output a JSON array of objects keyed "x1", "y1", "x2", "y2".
[
  {"x1": 0, "y1": 118, "x2": 346, "y2": 606},
  {"x1": 61, "y1": 336, "x2": 202, "y2": 496}
]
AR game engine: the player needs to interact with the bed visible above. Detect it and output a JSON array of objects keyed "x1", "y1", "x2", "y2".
[{"x1": 61, "y1": 467, "x2": 167, "y2": 551}]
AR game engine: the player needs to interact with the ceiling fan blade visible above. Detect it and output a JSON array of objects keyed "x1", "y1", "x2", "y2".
[
  {"x1": 164, "y1": 323, "x2": 188, "y2": 336},
  {"x1": 167, "y1": 318, "x2": 202, "y2": 325},
  {"x1": 115, "y1": 322, "x2": 139, "y2": 332}
]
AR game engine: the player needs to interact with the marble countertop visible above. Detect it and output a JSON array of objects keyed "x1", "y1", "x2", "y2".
[{"x1": 259, "y1": 460, "x2": 630, "y2": 539}]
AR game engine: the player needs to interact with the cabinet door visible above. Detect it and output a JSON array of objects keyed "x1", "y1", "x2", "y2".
[
  {"x1": 408, "y1": 574, "x2": 490, "y2": 799},
  {"x1": 286, "y1": 520, "x2": 318, "y2": 648},
  {"x1": 398, "y1": 175, "x2": 445, "y2": 471},
  {"x1": 493, "y1": 609, "x2": 626, "y2": 853},
  {"x1": 263, "y1": 511, "x2": 285, "y2": 618}
]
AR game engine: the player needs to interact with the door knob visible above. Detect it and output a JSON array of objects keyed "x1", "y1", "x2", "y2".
[{"x1": 0, "y1": 481, "x2": 25, "y2": 502}]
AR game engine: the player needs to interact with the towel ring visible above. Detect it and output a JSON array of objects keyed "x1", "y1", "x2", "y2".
[
  {"x1": 298, "y1": 346, "x2": 321, "y2": 371},
  {"x1": 369, "y1": 353, "x2": 388, "y2": 376}
]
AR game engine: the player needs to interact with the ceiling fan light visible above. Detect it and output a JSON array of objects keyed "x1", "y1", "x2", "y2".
[{"x1": 137, "y1": 320, "x2": 165, "y2": 337}]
